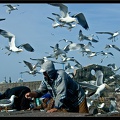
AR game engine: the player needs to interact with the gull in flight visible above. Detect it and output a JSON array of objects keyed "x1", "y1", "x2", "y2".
[
  {"x1": 99, "y1": 51, "x2": 114, "y2": 63},
  {"x1": 47, "y1": 17, "x2": 63, "y2": 28},
  {"x1": 107, "y1": 63, "x2": 120, "y2": 72},
  {"x1": 63, "y1": 42, "x2": 85, "y2": 53},
  {"x1": 0, "y1": 95, "x2": 17, "y2": 112},
  {"x1": 60, "y1": 54, "x2": 82, "y2": 68},
  {"x1": 78, "y1": 30, "x2": 99, "y2": 42},
  {"x1": 49, "y1": 3, "x2": 89, "y2": 30},
  {"x1": 104, "y1": 44, "x2": 120, "y2": 52},
  {"x1": 79, "y1": 42, "x2": 94, "y2": 56},
  {"x1": 20, "y1": 60, "x2": 41, "y2": 76},
  {"x1": 96, "y1": 31, "x2": 120, "y2": 42},
  {"x1": 84, "y1": 51, "x2": 100, "y2": 59},
  {"x1": 4, "y1": 4, "x2": 19, "y2": 14},
  {"x1": 30, "y1": 57, "x2": 64, "y2": 67},
  {"x1": 50, "y1": 43, "x2": 67, "y2": 59},
  {"x1": 0, "y1": 29, "x2": 34, "y2": 55}
]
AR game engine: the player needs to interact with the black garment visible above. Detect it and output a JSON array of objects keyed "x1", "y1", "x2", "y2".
[{"x1": 0, "y1": 86, "x2": 31, "y2": 110}]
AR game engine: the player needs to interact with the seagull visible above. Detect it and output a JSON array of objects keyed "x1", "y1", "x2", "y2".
[
  {"x1": 50, "y1": 43, "x2": 67, "y2": 59},
  {"x1": 0, "y1": 18, "x2": 6, "y2": 21},
  {"x1": 49, "y1": 3, "x2": 89, "y2": 30},
  {"x1": 89, "y1": 83, "x2": 111, "y2": 100},
  {"x1": 60, "y1": 54, "x2": 82, "y2": 68},
  {"x1": 79, "y1": 42, "x2": 94, "y2": 56},
  {"x1": 0, "y1": 29, "x2": 34, "y2": 55},
  {"x1": 47, "y1": 17, "x2": 63, "y2": 28},
  {"x1": 104, "y1": 44, "x2": 120, "y2": 52},
  {"x1": 20, "y1": 60, "x2": 40, "y2": 76},
  {"x1": 109, "y1": 98, "x2": 118, "y2": 113},
  {"x1": 59, "y1": 39, "x2": 73, "y2": 43},
  {"x1": 78, "y1": 30, "x2": 99, "y2": 42},
  {"x1": 0, "y1": 95, "x2": 17, "y2": 112},
  {"x1": 65, "y1": 62, "x2": 75, "y2": 71},
  {"x1": 100, "y1": 51, "x2": 114, "y2": 63},
  {"x1": 107, "y1": 63, "x2": 120, "y2": 72},
  {"x1": 4, "y1": 4, "x2": 19, "y2": 14},
  {"x1": 63, "y1": 42, "x2": 85, "y2": 53},
  {"x1": 96, "y1": 31, "x2": 120, "y2": 42},
  {"x1": 84, "y1": 51, "x2": 100, "y2": 59},
  {"x1": 30, "y1": 57, "x2": 64, "y2": 66},
  {"x1": 97, "y1": 103, "x2": 105, "y2": 109}
]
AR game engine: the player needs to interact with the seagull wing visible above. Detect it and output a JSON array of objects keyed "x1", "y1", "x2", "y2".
[
  {"x1": 5, "y1": 4, "x2": 14, "y2": 9},
  {"x1": 23, "y1": 60, "x2": 33, "y2": 71},
  {"x1": 0, "y1": 18, "x2": 6, "y2": 21},
  {"x1": 96, "y1": 32, "x2": 113, "y2": 35},
  {"x1": 30, "y1": 58, "x2": 44, "y2": 65},
  {"x1": 59, "y1": 3, "x2": 68, "y2": 18},
  {"x1": 0, "y1": 99, "x2": 11, "y2": 104},
  {"x1": 112, "y1": 45, "x2": 120, "y2": 51},
  {"x1": 47, "y1": 17, "x2": 55, "y2": 21},
  {"x1": 74, "y1": 12, "x2": 89, "y2": 30},
  {"x1": 18, "y1": 43, "x2": 34, "y2": 52}
]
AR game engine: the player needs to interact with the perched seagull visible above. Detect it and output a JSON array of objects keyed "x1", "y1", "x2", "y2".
[
  {"x1": 47, "y1": 17, "x2": 63, "y2": 28},
  {"x1": 0, "y1": 95, "x2": 17, "y2": 112},
  {"x1": 97, "y1": 103, "x2": 105, "y2": 109},
  {"x1": 20, "y1": 60, "x2": 41, "y2": 76},
  {"x1": 96, "y1": 31, "x2": 120, "y2": 42},
  {"x1": 109, "y1": 98, "x2": 118, "y2": 113},
  {"x1": 0, "y1": 18, "x2": 6, "y2": 21},
  {"x1": 4, "y1": 4, "x2": 19, "y2": 14},
  {"x1": 89, "y1": 83, "x2": 111, "y2": 100},
  {"x1": 104, "y1": 44, "x2": 120, "y2": 52},
  {"x1": 0, "y1": 29, "x2": 34, "y2": 55},
  {"x1": 78, "y1": 30, "x2": 99, "y2": 42}
]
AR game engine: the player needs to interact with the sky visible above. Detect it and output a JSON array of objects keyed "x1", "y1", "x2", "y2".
[{"x1": 0, "y1": 3, "x2": 120, "y2": 83}]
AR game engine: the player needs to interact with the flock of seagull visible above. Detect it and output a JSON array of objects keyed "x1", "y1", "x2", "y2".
[{"x1": 0, "y1": 3, "x2": 120, "y2": 114}]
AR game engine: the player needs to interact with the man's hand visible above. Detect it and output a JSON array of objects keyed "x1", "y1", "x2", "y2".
[
  {"x1": 46, "y1": 108, "x2": 58, "y2": 113},
  {"x1": 25, "y1": 92, "x2": 37, "y2": 99}
]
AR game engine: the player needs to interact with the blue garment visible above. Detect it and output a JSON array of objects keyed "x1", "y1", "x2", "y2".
[{"x1": 36, "y1": 69, "x2": 85, "y2": 111}]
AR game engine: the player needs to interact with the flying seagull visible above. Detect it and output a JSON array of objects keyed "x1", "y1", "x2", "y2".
[
  {"x1": 50, "y1": 43, "x2": 67, "y2": 59},
  {"x1": 79, "y1": 30, "x2": 99, "y2": 42},
  {"x1": 63, "y1": 42, "x2": 85, "y2": 53},
  {"x1": 47, "y1": 17, "x2": 63, "y2": 28},
  {"x1": 4, "y1": 4, "x2": 19, "y2": 14},
  {"x1": 49, "y1": 3, "x2": 89, "y2": 30},
  {"x1": 96, "y1": 31, "x2": 120, "y2": 42},
  {"x1": 0, "y1": 29, "x2": 34, "y2": 55},
  {"x1": 104, "y1": 44, "x2": 120, "y2": 52},
  {"x1": 20, "y1": 60, "x2": 40, "y2": 76},
  {"x1": 0, "y1": 95, "x2": 17, "y2": 112},
  {"x1": 100, "y1": 51, "x2": 114, "y2": 63}
]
